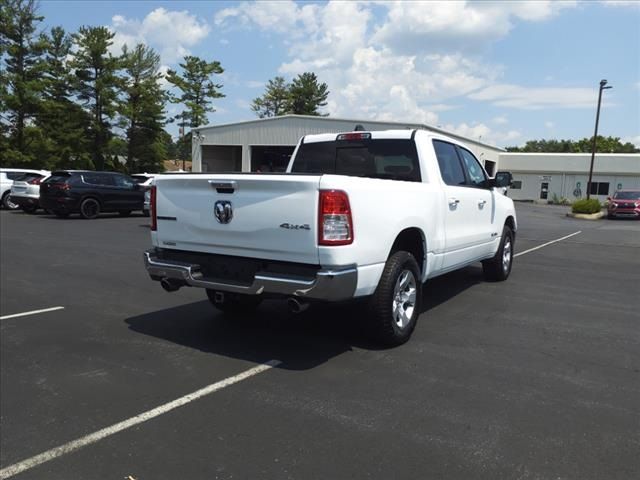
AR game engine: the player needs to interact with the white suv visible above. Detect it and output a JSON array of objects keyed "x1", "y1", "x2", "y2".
[{"x1": 0, "y1": 168, "x2": 50, "y2": 210}]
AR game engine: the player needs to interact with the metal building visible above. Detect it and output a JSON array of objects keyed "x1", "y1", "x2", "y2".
[
  {"x1": 191, "y1": 115, "x2": 504, "y2": 175},
  {"x1": 499, "y1": 153, "x2": 640, "y2": 202}
]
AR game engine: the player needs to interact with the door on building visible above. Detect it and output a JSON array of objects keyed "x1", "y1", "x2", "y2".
[{"x1": 540, "y1": 182, "x2": 549, "y2": 200}]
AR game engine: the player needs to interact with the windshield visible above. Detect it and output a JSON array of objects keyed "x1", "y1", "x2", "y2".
[
  {"x1": 292, "y1": 139, "x2": 421, "y2": 182},
  {"x1": 613, "y1": 191, "x2": 640, "y2": 200}
]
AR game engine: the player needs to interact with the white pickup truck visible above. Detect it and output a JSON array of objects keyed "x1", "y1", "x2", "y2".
[{"x1": 144, "y1": 129, "x2": 516, "y2": 345}]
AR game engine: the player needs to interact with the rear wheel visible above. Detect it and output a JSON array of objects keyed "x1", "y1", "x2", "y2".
[
  {"x1": 482, "y1": 225, "x2": 514, "y2": 282},
  {"x1": 2, "y1": 192, "x2": 19, "y2": 210},
  {"x1": 367, "y1": 251, "x2": 422, "y2": 346},
  {"x1": 80, "y1": 198, "x2": 100, "y2": 219},
  {"x1": 206, "y1": 289, "x2": 262, "y2": 314}
]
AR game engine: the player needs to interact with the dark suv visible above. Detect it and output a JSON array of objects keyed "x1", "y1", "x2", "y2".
[{"x1": 40, "y1": 171, "x2": 145, "y2": 219}]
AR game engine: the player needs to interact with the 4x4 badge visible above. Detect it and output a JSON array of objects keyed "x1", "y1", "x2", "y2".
[{"x1": 214, "y1": 200, "x2": 233, "y2": 224}]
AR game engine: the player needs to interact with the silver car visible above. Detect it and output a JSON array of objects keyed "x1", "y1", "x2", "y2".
[{"x1": 9, "y1": 171, "x2": 51, "y2": 213}]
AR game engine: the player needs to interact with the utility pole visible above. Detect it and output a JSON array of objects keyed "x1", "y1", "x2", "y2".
[{"x1": 587, "y1": 79, "x2": 612, "y2": 199}]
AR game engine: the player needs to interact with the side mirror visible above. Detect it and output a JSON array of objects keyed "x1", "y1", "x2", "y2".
[{"x1": 494, "y1": 171, "x2": 513, "y2": 188}]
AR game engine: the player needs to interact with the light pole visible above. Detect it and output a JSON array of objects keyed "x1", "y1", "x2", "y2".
[{"x1": 586, "y1": 79, "x2": 612, "y2": 199}]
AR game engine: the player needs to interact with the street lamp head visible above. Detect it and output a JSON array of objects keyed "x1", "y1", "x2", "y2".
[{"x1": 600, "y1": 79, "x2": 608, "y2": 87}]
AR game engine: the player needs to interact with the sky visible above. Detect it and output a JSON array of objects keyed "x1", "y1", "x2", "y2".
[{"x1": 38, "y1": 0, "x2": 640, "y2": 148}]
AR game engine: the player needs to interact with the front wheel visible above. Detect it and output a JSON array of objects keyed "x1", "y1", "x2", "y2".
[
  {"x1": 482, "y1": 225, "x2": 514, "y2": 282},
  {"x1": 2, "y1": 193, "x2": 19, "y2": 210},
  {"x1": 206, "y1": 289, "x2": 262, "y2": 314},
  {"x1": 367, "y1": 251, "x2": 422, "y2": 347}
]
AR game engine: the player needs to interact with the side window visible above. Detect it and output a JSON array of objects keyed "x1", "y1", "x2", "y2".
[
  {"x1": 457, "y1": 147, "x2": 487, "y2": 188},
  {"x1": 433, "y1": 140, "x2": 466, "y2": 186},
  {"x1": 97, "y1": 174, "x2": 115, "y2": 186},
  {"x1": 114, "y1": 175, "x2": 135, "y2": 189},
  {"x1": 6, "y1": 172, "x2": 25, "y2": 180}
]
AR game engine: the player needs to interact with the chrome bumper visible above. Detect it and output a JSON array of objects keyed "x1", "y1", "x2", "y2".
[{"x1": 144, "y1": 249, "x2": 357, "y2": 301}]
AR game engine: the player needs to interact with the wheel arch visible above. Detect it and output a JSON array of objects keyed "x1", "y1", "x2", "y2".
[{"x1": 388, "y1": 227, "x2": 427, "y2": 279}]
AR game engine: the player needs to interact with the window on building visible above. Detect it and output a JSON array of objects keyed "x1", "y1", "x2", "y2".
[
  {"x1": 511, "y1": 180, "x2": 522, "y2": 189},
  {"x1": 589, "y1": 182, "x2": 609, "y2": 195}
]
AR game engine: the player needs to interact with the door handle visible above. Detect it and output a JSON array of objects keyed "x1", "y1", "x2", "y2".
[
  {"x1": 478, "y1": 200, "x2": 487, "y2": 207},
  {"x1": 448, "y1": 198, "x2": 460, "y2": 206}
]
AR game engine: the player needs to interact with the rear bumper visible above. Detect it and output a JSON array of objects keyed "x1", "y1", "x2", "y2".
[
  {"x1": 40, "y1": 195, "x2": 78, "y2": 212},
  {"x1": 144, "y1": 249, "x2": 357, "y2": 301},
  {"x1": 10, "y1": 194, "x2": 39, "y2": 206}
]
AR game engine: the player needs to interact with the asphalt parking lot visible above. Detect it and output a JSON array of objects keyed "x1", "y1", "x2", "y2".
[{"x1": 1, "y1": 203, "x2": 639, "y2": 480}]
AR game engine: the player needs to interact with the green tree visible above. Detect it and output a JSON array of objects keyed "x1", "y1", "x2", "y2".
[
  {"x1": 166, "y1": 55, "x2": 224, "y2": 129},
  {"x1": 119, "y1": 43, "x2": 167, "y2": 173},
  {"x1": 37, "y1": 26, "x2": 91, "y2": 169},
  {"x1": 70, "y1": 26, "x2": 120, "y2": 170},
  {"x1": 251, "y1": 76, "x2": 290, "y2": 118},
  {"x1": 506, "y1": 136, "x2": 639, "y2": 153},
  {"x1": 288, "y1": 72, "x2": 329, "y2": 116},
  {"x1": 0, "y1": 0, "x2": 45, "y2": 166}
]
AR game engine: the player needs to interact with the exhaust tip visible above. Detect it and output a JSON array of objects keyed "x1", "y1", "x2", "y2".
[
  {"x1": 287, "y1": 297, "x2": 309, "y2": 314},
  {"x1": 160, "y1": 278, "x2": 182, "y2": 292}
]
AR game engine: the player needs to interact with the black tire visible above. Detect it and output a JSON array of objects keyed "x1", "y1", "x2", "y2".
[
  {"x1": 79, "y1": 197, "x2": 100, "y2": 219},
  {"x1": 22, "y1": 205, "x2": 38, "y2": 214},
  {"x1": 2, "y1": 192, "x2": 19, "y2": 210},
  {"x1": 367, "y1": 251, "x2": 422, "y2": 347},
  {"x1": 118, "y1": 210, "x2": 132, "y2": 217},
  {"x1": 482, "y1": 225, "x2": 514, "y2": 282},
  {"x1": 205, "y1": 289, "x2": 262, "y2": 314}
]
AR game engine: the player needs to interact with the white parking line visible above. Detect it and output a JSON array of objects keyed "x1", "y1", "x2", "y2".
[
  {"x1": 0, "y1": 359, "x2": 282, "y2": 479},
  {"x1": 514, "y1": 231, "x2": 582, "y2": 258},
  {"x1": 0, "y1": 306, "x2": 65, "y2": 320}
]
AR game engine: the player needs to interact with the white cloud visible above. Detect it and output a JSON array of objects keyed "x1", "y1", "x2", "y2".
[
  {"x1": 469, "y1": 84, "x2": 598, "y2": 109},
  {"x1": 444, "y1": 122, "x2": 522, "y2": 146},
  {"x1": 245, "y1": 80, "x2": 265, "y2": 88},
  {"x1": 371, "y1": 1, "x2": 577, "y2": 54},
  {"x1": 110, "y1": 8, "x2": 210, "y2": 64},
  {"x1": 600, "y1": 0, "x2": 640, "y2": 7}
]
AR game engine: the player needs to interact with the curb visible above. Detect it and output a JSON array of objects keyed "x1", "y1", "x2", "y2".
[{"x1": 566, "y1": 211, "x2": 605, "y2": 220}]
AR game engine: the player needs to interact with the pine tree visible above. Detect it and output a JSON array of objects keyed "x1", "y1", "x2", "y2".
[
  {"x1": 70, "y1": 26, "x2": 120, "y2": 170},
  {"x1": 37, "y1": 26, "x2": 91, "y2": 169},
  {"x1": 0, "y1": 0, "x2": 45, "y2": 166},
  {"x1": 120, "y1": 43, "x2": 167, "y2": 173},
  {"x1": 166, "y1": 55, "x2": 224, "y2": 128},
  {"x1": 251, "y1": 76, "x2": 290, "y2": 118},
  {"x1": 288, "y1": 72, "x2": 329, "y2": 116}
]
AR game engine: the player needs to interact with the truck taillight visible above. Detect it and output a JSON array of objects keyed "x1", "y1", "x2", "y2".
[
  {"x1": 319, "y1": 190, "x2": 353, "y2": 246},
  {"x1": 29, "y1": 177, "x2": 42, "y2": 185},
  {"x1": 150, "y1": 185, "x2": 157, "y2": 231}
]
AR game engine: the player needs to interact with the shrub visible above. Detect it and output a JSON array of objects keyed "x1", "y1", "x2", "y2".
[{"x1": 572, "y1": 198, "x2": 602, "y2": 214}]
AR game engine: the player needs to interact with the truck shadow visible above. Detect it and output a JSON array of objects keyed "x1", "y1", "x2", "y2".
[{"x1": 125, "y1": 266, "x2": 483, "y2": 370}]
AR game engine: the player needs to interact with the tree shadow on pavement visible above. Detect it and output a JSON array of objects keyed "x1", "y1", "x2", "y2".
[{"x1": 125, "y1": 266, "x2": 483, "y2": 370}]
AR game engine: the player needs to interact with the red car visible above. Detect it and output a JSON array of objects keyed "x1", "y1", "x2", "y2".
[{"x1": 607, "y1": 190, "x2": 640, "y2": 219}]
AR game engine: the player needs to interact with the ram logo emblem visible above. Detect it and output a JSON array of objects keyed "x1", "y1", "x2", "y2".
[{"x1": 214, "y1": 201, "x2": 233, "y2": 224}]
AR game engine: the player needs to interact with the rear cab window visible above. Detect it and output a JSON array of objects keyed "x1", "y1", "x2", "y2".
[{"x1": 292, "y1": 137, "x2": 421, "y2": 182}]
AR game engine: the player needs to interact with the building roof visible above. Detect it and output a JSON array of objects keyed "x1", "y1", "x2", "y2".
[
  {"x1": 499, "y1": 152, "x2": 640, "y2": 175},
  {"x1": 193, "y1": 114, "x2": 504, "y2": 152}
]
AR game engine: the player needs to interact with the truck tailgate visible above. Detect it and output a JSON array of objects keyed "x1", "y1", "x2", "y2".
[{"x1": 155, "y1": 174, "x2": 321, "y2": 264}]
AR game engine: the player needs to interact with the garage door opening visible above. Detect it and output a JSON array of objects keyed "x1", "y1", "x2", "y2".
[
  {"x1": 251, "y1": 146, "x2": 295, "y2": 172},
  {"x1": 201, "y1": 145, "x2": 242, "y2": 172}
]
